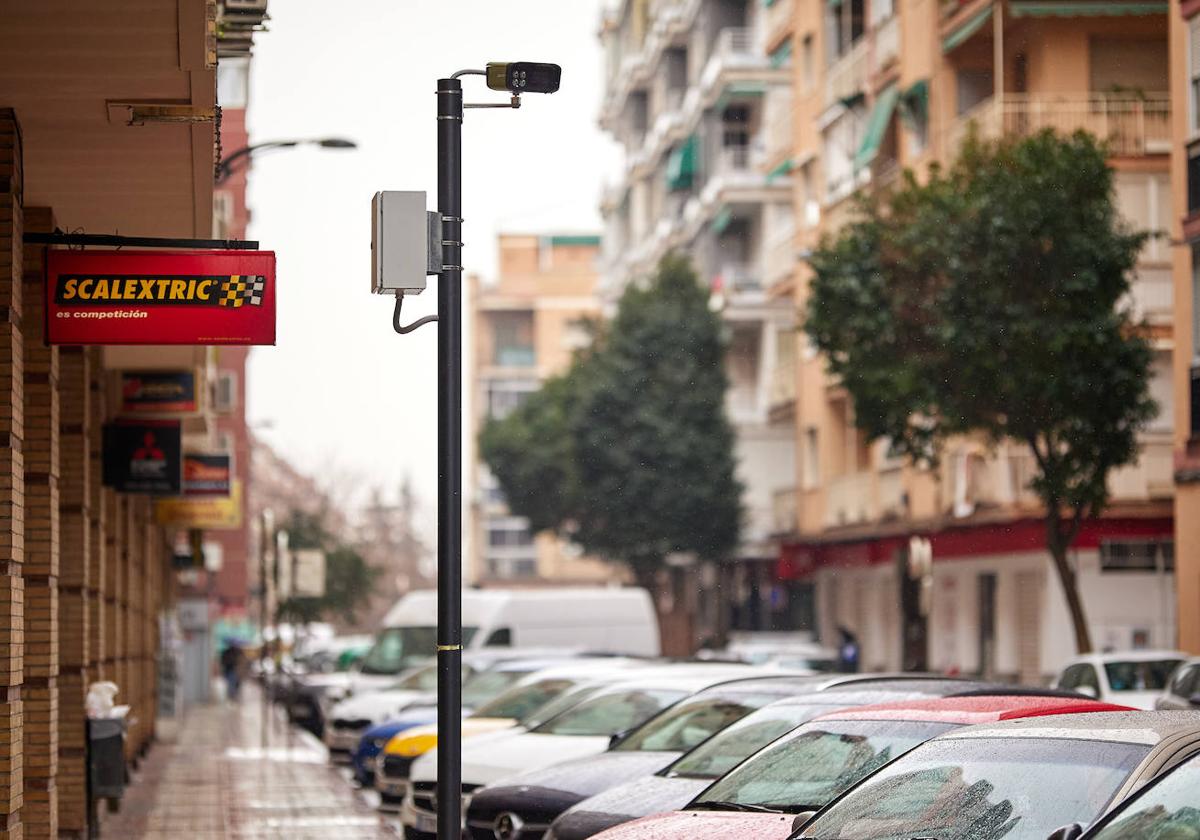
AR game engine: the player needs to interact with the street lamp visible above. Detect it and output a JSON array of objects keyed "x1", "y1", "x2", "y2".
[
  {"x1": 430, "y1": 61, "x2": 559, "y2": 840},
  {"x1": 215, "y1": 136, "x2": 357, "y2": 184}
]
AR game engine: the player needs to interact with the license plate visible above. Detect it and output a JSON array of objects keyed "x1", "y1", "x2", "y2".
[{"x1": 414, "y1": 812, "x2": 437, "y2": 834}]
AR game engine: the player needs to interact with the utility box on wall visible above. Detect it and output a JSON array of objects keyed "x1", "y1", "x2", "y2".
[{"x1": 371, "y1": 190, "x2": 434, "y2": 295}]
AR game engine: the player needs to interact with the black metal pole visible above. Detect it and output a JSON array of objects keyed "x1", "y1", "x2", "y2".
[{"x1": 435, "y1": 76, "x2": 463, "y2": 840}]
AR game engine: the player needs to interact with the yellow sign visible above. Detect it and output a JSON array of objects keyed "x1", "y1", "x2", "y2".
[{"x1": 155, "y1": 480, "x2": 243, "y2": 530}]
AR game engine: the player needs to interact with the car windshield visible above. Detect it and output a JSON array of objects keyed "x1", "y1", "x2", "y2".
[
  {"x1": 520, "y1": 683, "x2": 606, "y2": 728},
  {"x1": 666, "y1": 702, "x2": 831, "y2": 779},
  {"x1": 385, "y1": 663, "x2": 440, "y2": 692},
  {"x1": 801, "y1": 737, "x2": 1150, "y2": 839},
  {"x1": 613, "y1": 691, "x2": 780, "y2": 753},
  {"x1": 532, "y1": 688, "x2": 687, "y2": 737},
  {"x1": 359, "y1": 626, "x2": 477, "y2": 675},
  {"x1": 695, "y1": 719, "x2": 958, "y2": 813},
  {"x1": 1103, "y1": 660, "x2": 1182, "y2": 692},
  {"x1": 470, "y1": 678, "x2": 577, "y2": 722},
  {"x1": 461, "y1": 667, "x2": 528, "y2": 708},
  {"x1": 1090, "y1": 756, "x2": 1200, "y2": 839}
]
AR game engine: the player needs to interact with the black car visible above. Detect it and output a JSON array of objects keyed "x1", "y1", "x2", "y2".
[
  {"x1": 466, "y1": 675, "x2": 990, "y2": 840},
  {"x1": 545, "y1": 677, "x2": 998, "y2": 840}
]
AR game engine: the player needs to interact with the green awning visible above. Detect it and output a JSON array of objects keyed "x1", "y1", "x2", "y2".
[
  {"x1": 712, "y1": 206, "x2": 733, "y2": 234},
  {"x1": 855, "y1": 84, "x2": 900, "y2": 169},
  {"x1": 828, "y1": 0, "x2": 843, "y2": 7},
  {"x1": 548, "y1": 235, "x2": 601, "y2": 247},
  {"x1": 715, "y1": 81, "x2": 767, "y2": 110},
  {"x1": 764, "y1": 0, "x2": 778, "y2": 6},
  {"x1": 666, "y1": 135, "x2": 698, "y2": 191},
  {"x1": 942, "y1": 5, "x2": 992, "y2": 52},
  {"x1": 1009, "y1": 0, "x2": 1165, "y2": 14},
  {"x1": 766, "y1": 158, "x2": 794, "y2": 183},
  {"x1": 770, "y1": 39, "x2": 794, "y2": 69},
  {"x1": 898, "y1": 79, "x2": 929, "y2": 131}
]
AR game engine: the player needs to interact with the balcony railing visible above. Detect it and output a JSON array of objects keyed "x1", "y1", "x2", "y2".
[
  {"x1": 824, "y1": 38, "x2": 869, "y2": 108},
  {"x1": 946, "y1": 93, "x2": 1171, "y2": 159},
  {"x1": 1109, "y1": 434, "x2": 1174, "y2": 501},
  {"x1": 825, "y1": 471, "x2": 874, "y2": 527},
  {"x1": 872, "y1": 15, "x2": 900, "y2": 74},
  {"x1": 700, "y1": 27, "x2": 767, "y2": 92},
  {"x1": 715, "y1": 263, "x2": 763, "y2": 294},
  {"x1": 772, "y1": 486, "x2": 798, "y2": 534},
  {"x1": 1126, "y1": 267, "x2": 1173, "y2": 324}
]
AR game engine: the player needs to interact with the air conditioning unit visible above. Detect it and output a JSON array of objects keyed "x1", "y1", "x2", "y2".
[{"x1": 214, "y1": 371, "x2": 237, "y2": 413}]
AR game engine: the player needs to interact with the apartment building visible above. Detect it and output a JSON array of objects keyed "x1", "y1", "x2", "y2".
[
  {"x1": 467, "y1": 234, "x2": 624, "y2": 587},
  {"x1": 1170, "y1": 0, "x2": 1200, "y2": 655},
  {"x1": 598, "y1": 0, "x2": 801, "y2": 632},
  {"x1": 772, "y1": 0, "x2": 1175, "y2": 682}
]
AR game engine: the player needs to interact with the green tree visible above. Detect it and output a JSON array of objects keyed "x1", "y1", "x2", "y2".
[
  {"x1": 481, "y1": 254, "x2": 742, "y2": 585},
  {"x1": 276, "y1": 509, "x2": 380, "y2": 626},
  {"x1": 806, "y1": 130, "x2": 1155, "y2": 654}
]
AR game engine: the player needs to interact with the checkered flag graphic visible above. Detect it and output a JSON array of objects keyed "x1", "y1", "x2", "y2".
[{"x1": 218, "y1": 275, "x2": 267, "y2": 308}]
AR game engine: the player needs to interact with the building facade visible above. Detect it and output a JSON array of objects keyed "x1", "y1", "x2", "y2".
[
  {"x1": 1171, "y1": 0, "x2": 1200, "y2": 655},
  {"x1": 467, "y1": 234, "x2": 625, "y2": 587},
  {"x1": 0, "y1": 0, "x2": 265, "y2": 834},
  {"x1": 781, "y1": 0, "x2": 1175, "y2": 682},
  {"x1": 600, "y1": 0, "x2": 1178, "y2": 674},
  {"x1": 598, "y1": 0, "x2": 800, "y2": 634}
]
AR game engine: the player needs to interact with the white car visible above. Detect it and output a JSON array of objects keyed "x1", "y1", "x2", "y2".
[
  {"x1": 1055, "y1": 649, "x2": 1187, "y2": 709},
  {"x1": 401, "y1": 664, "x2": 768, "y2": 838}
]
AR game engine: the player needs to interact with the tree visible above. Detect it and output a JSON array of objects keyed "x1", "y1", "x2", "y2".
[
  {"x1": 805, "y1": 130, "x2": 1155, "y2": 654},
  {"x1": 276, "y1": 509, "x2": 380, "y2": 627},
  {"x1": 480, "y1": 254, "x2": 742, "y2": 585}
]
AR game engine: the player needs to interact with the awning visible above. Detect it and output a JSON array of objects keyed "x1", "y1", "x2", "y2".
[
  {"x1": 942, "y1": 5, "x2": 992, "y2": 52},
  {"x1": 770, "y1": 38, "x2": 794, "y2": 69},
  {"x1": 666, "y1": 135, "x2": 698, "y2": 191},
  {"x1": 899, "y1": 78, "x2": 929, "y2": 131},
  {"x1": 716, "y1": 81, "x2": 767, "y2": 110},
  {"x1": 1010, "y1": 1, "x2": 1165, "y2": 14},
  {"x1": 766, "y1": 158, "x2": 794, "y2": 183},
  {"x1": 855, "y1": 84, "x2": 900, "y2": 169},
  {"x1": 712, "y1": 206, "x2": 734, "y2": 234}
]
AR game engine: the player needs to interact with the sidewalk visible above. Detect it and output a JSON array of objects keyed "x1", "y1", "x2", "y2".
[{"x1": 101, "y1": 684, "x2": 399, "y2": 839}]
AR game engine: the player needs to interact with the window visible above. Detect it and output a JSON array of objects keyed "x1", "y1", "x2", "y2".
[
  {"x1": 472, "y1": 678, "x2": 576, "y2": 723},
  {"x1": 667, "y1": 702, "x2": 827, "y2": 779},
  {"x1": 803, "y1": 427, "x2": 820, "y2": 490},
  {"x1": 217, "y1": 58, "x2": 250, "y2": 109},
  {"x1": 1104, "y1": 659, "x2": 1184, "y2": 692},
  {"x1": 490, "y1": 311, "x2": 535, "y2": 367},
  {"x1": 802, "y1": 35, "x2": 815, "y2": 94},
  {"x1": 1169, "y1": 664, "x2": 1198, "y2": 699},
  {"x1": 956, "y1": 68, "x2": 994, "y2": 116},
  {"x1": 483, "y1": 627, "x2": 512, "y2": 647},
  {"x1": 1057, "y1": 663, "x2": 1101, "y2": 696},
  {"x1": 614, "y1": 692, "x2": 778, "y2": 753},
  {"x1": 485, "y1": 379, "x2": 538, "y2": 420},
  {"x1": 1091, "y1": 758, "x2": 1200, "y2": 840},
  {"x1": 1099, "y1": 540, "x2": 1174, "y2": 573},
  {"x1": 486, "y1": 520, "x2": 533, "y2": 548},
  {"x1": 214, "y1": 370, "x2": 237, "y2": 413},
  {"x1": 1188, "y1": 19, "x2": 1200, "y2": 134},
  {"x1": 532, "y1": 688, "x2": 686, "y2": 736}
]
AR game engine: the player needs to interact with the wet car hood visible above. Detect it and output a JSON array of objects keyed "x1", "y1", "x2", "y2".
[
  {"x1": 329, "y1": 689, "x2": 435, "y2": 722},
  {"x1": 581, "y1": 809, "x2": 799, "y2": 840},
  {"x1": 411, "y1": 732, "x2": 613, "y2": 787},
  {"x1": 549, "y1": 773, "x2": 710, "y2": 840},
  {"x1": 467, "y1": 752, "x2": 678, "y2": 826}
]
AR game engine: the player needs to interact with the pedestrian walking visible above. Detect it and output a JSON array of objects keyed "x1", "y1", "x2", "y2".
[
  {"x1": 837, "y1": 626, "x2": 860, "y2": 673},
  {"x1": 220, "y1": 642, "x2": 244, "y2": 702}
]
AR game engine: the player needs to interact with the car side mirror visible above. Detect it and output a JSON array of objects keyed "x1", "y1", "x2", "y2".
[
  {"x1": 1074, "y1": 685, "x2": 1098, "y2": 699},
  {"x1": 1189, "y1": 692, "x2": 1200, "y2": 707},
  {"x1": 608, "y1": 729, "x2": 630, "y2": 749},
  {"x1": 791, "y1": 810, "x2": 817, "y2": 833},
  {"x1": 1045, "y1": 823, "x2": 1084, "y2": 840}
]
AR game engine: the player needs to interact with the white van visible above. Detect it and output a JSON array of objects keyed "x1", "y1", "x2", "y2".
[{"x1": 354, "y1": 588, "x2": 660, "y2": 686}]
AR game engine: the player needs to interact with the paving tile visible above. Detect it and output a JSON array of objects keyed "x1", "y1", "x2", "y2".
[{"x1": 100, "y1": 685, "x2": 399, "y2": 838}]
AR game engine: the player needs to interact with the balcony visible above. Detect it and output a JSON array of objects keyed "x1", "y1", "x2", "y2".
[
  {"x1": 700, "y1": 27, "x2": 783, "y2": 96},
  {"x1": 765, "y1": 88, "x2": 794, "y2": 162},
  {"x1": 825, "y1": 471, "x2": 875, "y2": 527},
  {"x1": 772, "y1": 486, "x2": 798, "y2": 535},
  {"x1": 946, "y1": 94, "x2": 1171, "y2": 160},
  {"x1": 824, "y1": 38, "x2": 869, "y2": 108},
  {"x1": 714, "y1": 262, "x2": 763, "y2": 295},
  {"x1": 1109, "y1": 434, "x2": 1174, "y2": 501},
  {"x1": 1126, "y1": 267, "x2": 1173, "y2": 325},
  {"x1": 765, "y1": 0, "x2": 796, "y2": 43},
  {"x1": 871, "y1": 15, "x2": 900, "y2": 76}
]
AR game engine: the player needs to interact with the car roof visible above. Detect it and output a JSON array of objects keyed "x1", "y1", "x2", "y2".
[
  {"x1": 813, "y1": 695, "x2": 1133, "y2": 725},
  {"x1": 939, "y1": 710, "x2": 1200, "y2": 745},
  {"x1": 687, "y1": 674, "x2": 832, "y2": 696},
  {"x1": 1066, "y1": 650, "x2": 1188, "y2": 665},
  {"x1": 599, "y1": 666, "x2": 779, "y2": 695}
]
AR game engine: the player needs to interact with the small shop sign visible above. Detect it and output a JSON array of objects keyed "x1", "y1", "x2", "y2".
[
  {"x1": 120, "y1": 370, "x2": 199, "y2": 415},
  {"x1": 101, "y1": 420, "x2": 183, "y2": 494},
  {"x1": 182, "y1": 453, "x2": 232, "y2": 497},
  {"x1": 46, "y1": 249, "x2": 276, "y2": 345}
]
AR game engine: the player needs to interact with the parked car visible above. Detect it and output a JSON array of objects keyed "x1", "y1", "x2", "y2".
[
  {"x1": 346, "y1": 655, "x2": 624, "y2": 784},
  {"x1": 465, "y1": 675, "x2": 836, "y2": 839},
  {"x1": 794, "y1": 710, "x2": 1200, "y2": 840},
  {"x1": 402, "y1": 665, "x2": 768, "y2": 839},
  {"x1": 1156, "y1": 656, "x2": 1200, "y2": 710},
  {"x1": 1055, "y1": 650, "x2": 1186, "y2": 709},
  {"x1": 354, "y1": 588, "x2": 660, "y2": 694},
  {"x1": 545, "y1": 679, "x2": 1012, "y2": 840},
  {"x1": 376, "y1": 660, "x2": 653, "y2": 813},
  {"x1": 1078, "y1": 749, "x2": 1200, "y2": 839}
]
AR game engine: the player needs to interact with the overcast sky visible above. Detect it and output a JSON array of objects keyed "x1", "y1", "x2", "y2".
[{"x1": 245, "y1": 1, "x2": 617, "y2": 521}]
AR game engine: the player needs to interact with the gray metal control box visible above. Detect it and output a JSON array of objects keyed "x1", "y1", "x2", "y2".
[{"x1": 371, "y1": 190, "x2": 429, "y2": 294}]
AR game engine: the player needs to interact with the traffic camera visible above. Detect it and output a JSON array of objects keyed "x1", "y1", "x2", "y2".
[{"x1": 486, "y1": 62, "x2": 561, "y2": 94}]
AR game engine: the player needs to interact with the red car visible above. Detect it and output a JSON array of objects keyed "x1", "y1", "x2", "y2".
[{"x1": 584, "y1": 695, "x2": 1132, "y2": 840}]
